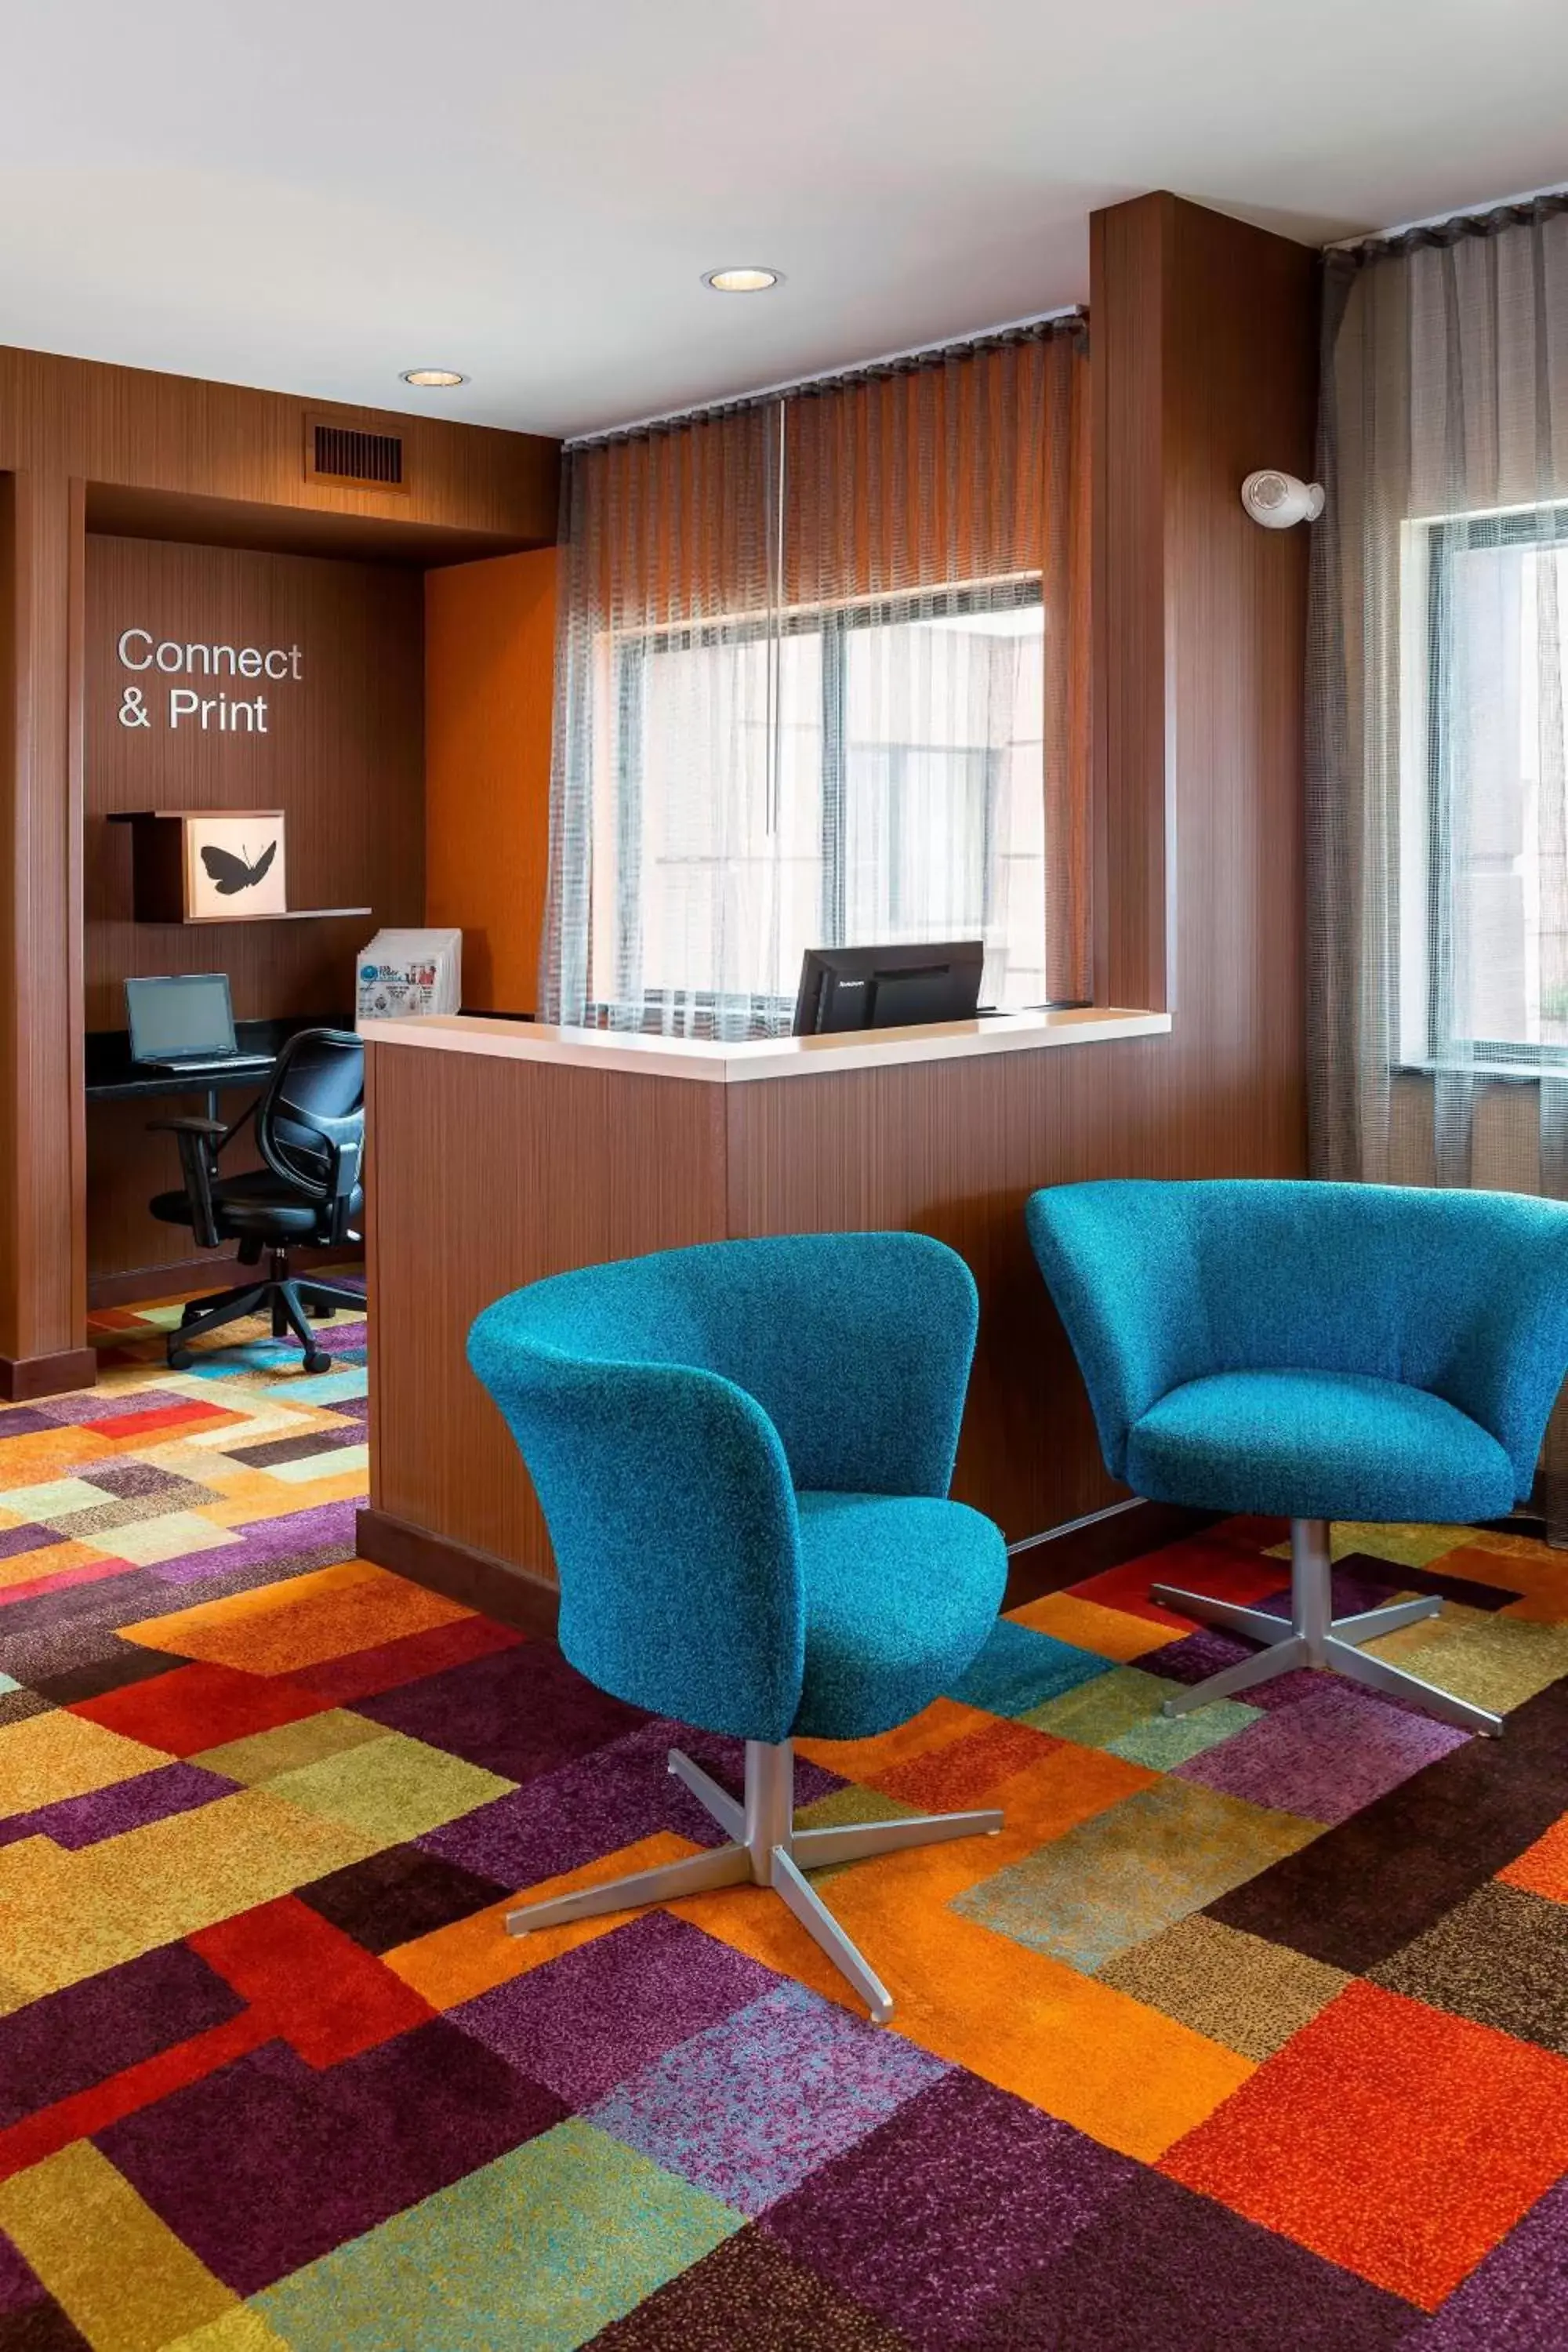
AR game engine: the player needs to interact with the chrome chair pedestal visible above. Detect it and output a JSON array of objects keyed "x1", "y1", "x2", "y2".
[
  {"x1": 506, "y1": 1738, "x2": 1003, "y2": 2024},
  {"x1": 1152, "y1": 1515, "x2": 1501, "y2": 1737}
]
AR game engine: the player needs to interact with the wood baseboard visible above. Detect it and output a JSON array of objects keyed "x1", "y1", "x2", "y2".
[
  {"x1": 355, "y1": 1505, "x2": 561, "y2": 1637},
  {"x1": 360, "y1": 1495, "x2": 1218, "y2": 1642},
  {"x1": 0, "y1": 1345, "x2": 100, "y2": 1401},
  {"x1": 89, "y1": 1246, "x2": 362, "y2": 1312},
  {"x1": 1003, "y1": 1499, "x2": 1221, "y2": 1608}
]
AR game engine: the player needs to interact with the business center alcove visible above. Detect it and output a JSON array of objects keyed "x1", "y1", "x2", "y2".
[{"x1": 79, "y1": 483, "x2": 528, "y2": 1306}]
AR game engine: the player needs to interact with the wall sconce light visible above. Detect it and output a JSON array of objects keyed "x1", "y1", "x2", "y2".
[{"x1": 1241, "y1": 470, "x2": 1325, "y2": 528}]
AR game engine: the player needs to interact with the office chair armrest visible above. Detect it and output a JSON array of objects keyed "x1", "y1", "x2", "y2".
[
  {"x1": 147, "y1": 1117, "x2": 225, "y2": 1251},
  {"x1": 321, "y1": 1134, "x2": 361, "y2": 1247},
  {"x1": 147, "y1": 1116, "x2": 228, "y2": 1141}
]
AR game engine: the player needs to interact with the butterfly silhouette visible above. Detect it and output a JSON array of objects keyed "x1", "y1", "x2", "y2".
[{"x1": 200, "y1": 839, "x2": 278, "y2": 896}]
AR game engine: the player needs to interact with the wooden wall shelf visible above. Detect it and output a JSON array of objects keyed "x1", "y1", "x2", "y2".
[
  {"x1": 107, "y1": 811, "x2": 368, "y2": 927},
  {"x1": 173, "y1": 906, "x2": 372, "y2": 926}
]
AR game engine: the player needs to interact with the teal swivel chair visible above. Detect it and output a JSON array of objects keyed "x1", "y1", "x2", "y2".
[
  {"x1": 467, "y1": 1231, "x2": 1009, "y2": 2023},
  {"x1": 1027, "y1": 1178, "x2": 1568, "y2": 1740}
]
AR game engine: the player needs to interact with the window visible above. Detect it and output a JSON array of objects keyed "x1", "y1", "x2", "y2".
[
  {"x1": 1407, "y1": 504, "x2": 1568, "y2": 1069},
  {"x1": 613, "y1": 579, "x2": 1047, "y2": 1025}
]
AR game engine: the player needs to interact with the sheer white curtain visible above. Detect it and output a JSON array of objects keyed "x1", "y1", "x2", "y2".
[
  {"x1": 1309, "y1": 194, "x2": 1568, "y2": 1523},
  {"x1": 542, "y1": 320, "x2": 1090, "y2": 1038}
]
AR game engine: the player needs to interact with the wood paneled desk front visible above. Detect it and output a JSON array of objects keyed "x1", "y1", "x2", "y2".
[{"x1": 356, "y1": 1006, "x2": 1172, "y2": 1630}]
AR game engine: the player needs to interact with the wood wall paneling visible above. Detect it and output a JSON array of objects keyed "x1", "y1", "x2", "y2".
[
  {"x1": 84, "y1": 535, "x2": 426, "y2": 1290},
  {"x1": 424, "y1": 548, "x2": 557, "y2": 1012},
  {"x1": 1092, "y1": 191, "x2": 1314, "y2": 1151},
  {"x1": 367, "y1": 1047, "x2": 730, "y2": 1569},
  {"x1": 0, "y1": 348, "x2": 558, "y2": 549},
  {"x1": 0, "y1": 470, "x2": 87, "y2": 1375},
  {"x1": 85, "y1": 537, "x2": 424, "y2": 1026}
]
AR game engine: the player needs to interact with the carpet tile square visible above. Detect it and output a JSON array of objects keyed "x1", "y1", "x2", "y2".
[
  {"x1": 1365, "y1": 1612, "x2": 1568, "y2": 1715},
  {"x1": 1006, "y1": 1587, "x2": 1170, "y2": 1661},
  {"x1": 6, "y1": 1312, "x2": 1568, "y2": 2344},
  {"x1": 98, "y1": 2023, "x2": 569, "y2": 2293},
  {"x1": 589, "y1": 1980, "x2": 949, "y2": 2215},
  {"x1": 1105, "y1": 1693, "x2": 1265, "y2": 1768},
  {"x1": 760, "y1": 2068, "x2": 1136, "y2": 2346},
  {"x1": 261, "y1": 1729, "x2": 514, "y2": 1843},
  {"x1": 1371, "y1": 1878, "x2": 1568, "y2": 2053},
  {"x1": 1174, "y1": 1677, "x2": 1472, "y2": 1823},
  {"x1": 355, "y1": 1638, "x2": 649, "y2": 1782},
  {"x1": 295, "y1": 1844, "x2": 511, "y2": 1953},
  {"x1": 947, "y1": 1617, "x2": 1112, "y2": 1715},
  {"x1": 1161, "y1": 1979, "x2": 1568, "y2": 2308},
  {"x1": 583, "y1": 2225, "x2": 911, "y2": 2351},
  {"x1": 1097, "y1": 1913, "x2": 1352, "y2": 2060},
  {"x1": 1020, "y1": 1661, "x2": 1188, "y2": 1745},
  {"x1": 252, "y1": 2123, "x2": 742, "y2": 2352},
  {"x1": 90, "y1": 1516, "x2": 240, "y2": 1571},
  {"x1": 953, "y1": 1777, "x2": 1319, "y2": 1973},
  {"x1": 971, "y1": 2161, "x2": 1420, "y2": 2350},
  {"x1": 1132, "y1": 1623, "x2": 1325, "y2": 1707},
  {"x1": 452, "y1": 1911, "x2": 780, "y2": 2106}
]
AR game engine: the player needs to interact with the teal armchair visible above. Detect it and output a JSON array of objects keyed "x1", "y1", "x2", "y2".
[
  {"x1": 1027, "y1": 1178, "x2": 1568, "y2": 1738},
  {"x1": 468, "y1": 1231, "x2": 1008, "y2": 2022}
]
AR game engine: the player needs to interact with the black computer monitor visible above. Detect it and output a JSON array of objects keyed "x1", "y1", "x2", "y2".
[{"x1": 792, "y1": 941, "x2": 985, "y2": 1036}]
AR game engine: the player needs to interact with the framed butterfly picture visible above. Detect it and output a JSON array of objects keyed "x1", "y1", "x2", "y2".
[{"x1": 183, "y1": 811, "x2": 288, "y2": 920}]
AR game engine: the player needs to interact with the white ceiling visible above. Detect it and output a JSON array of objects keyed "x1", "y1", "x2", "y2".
[{"x1": 2, "y1": 0, "x2": 1566, "y2": 441}]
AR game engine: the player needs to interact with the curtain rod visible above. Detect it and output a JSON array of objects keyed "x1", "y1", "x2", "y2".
[
  {"x1": 1325, "y1": 180, "x2": 1568, "y2": 270},
  {"x1": 564, "y1": 305, "x2": 1087, "y2": 451}
]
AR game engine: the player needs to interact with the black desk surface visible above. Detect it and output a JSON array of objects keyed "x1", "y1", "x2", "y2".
[{"x1": 85, "y1": 1016, "x2": 348, "y2": 1103}]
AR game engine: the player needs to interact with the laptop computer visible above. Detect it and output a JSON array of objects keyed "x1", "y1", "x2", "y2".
[{"x1": 125, "y1": 973, "x2": 274, "y2": 1078}]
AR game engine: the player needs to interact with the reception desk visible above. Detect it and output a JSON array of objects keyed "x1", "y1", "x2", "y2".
[{"x1": 356, "y1": 1005, "x2": 1171, "y2": 1626}]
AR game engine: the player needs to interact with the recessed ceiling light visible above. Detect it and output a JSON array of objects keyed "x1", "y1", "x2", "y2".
[
  {"x1": 400, "y1": 368, "x2": 466, "y2": 388},
  {"x1": 702, "y1": 267, "x2": 781, "y2": 294}
]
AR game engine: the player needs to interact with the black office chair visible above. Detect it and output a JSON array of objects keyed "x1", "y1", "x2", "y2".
[{"x1": 149, "y1": 1028, "x2": 365, "y2": 1374}]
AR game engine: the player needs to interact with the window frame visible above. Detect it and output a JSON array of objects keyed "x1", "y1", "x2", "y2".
[
  {"x1": 1417, "y1": 500, "x2": 1568, "y2": 1076},
  {"x1": 603, "y1": 573, "x2": 1045, "y2": 1027}
]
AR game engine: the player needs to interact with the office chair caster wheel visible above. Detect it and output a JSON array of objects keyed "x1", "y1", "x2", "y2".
[
  {"x1": 168, "y1": 1345, "x2": 194, "y2": 1371},
  {"x1": 303, "y1": 1348, "x2": 332, "y2": 1374}
]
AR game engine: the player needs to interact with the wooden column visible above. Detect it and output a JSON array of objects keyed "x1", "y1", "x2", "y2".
[
  {"x1": 0, "y1": 470, "x2": 93, "y2": 1396},
  {"x1": 1091, "y1": 191, "x2": 1316, "y2": 1058}
]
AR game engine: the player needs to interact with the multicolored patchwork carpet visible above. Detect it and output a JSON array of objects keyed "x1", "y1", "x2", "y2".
[{"x1": 3, "y1": 1295, "x2": 1568, "y2": 2347}]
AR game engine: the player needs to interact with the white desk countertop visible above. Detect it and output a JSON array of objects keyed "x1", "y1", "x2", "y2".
[{"x1": 361, "y1": 1005, "x2": 1171, "y2": 1084}]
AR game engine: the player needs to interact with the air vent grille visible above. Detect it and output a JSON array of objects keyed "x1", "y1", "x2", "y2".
[{"x1": 306, "y1": 420, "x2": 406, "y2": 491}]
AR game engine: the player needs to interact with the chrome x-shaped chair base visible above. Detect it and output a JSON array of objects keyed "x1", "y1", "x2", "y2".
[
  {"x1": 506, "y1": 1737, "x2": 1004, "y2": 2023},
  {"x1": 1153, "y1": 1515, "x2": 1502, "y2": 1738}
]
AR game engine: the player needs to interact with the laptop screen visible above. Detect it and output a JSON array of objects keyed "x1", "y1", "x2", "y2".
[{"x1": 125, "y1": 974, "x2": 238, "y2": 1062}]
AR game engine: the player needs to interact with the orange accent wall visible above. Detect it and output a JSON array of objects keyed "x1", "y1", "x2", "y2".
[{"x1": 424, "y1": 547, "x2": 557, "y2": 1013}]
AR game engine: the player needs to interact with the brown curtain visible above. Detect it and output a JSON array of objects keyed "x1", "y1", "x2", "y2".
[{"x1": 543, "y1": 317, "x2": 1091, "y2": 1035}]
